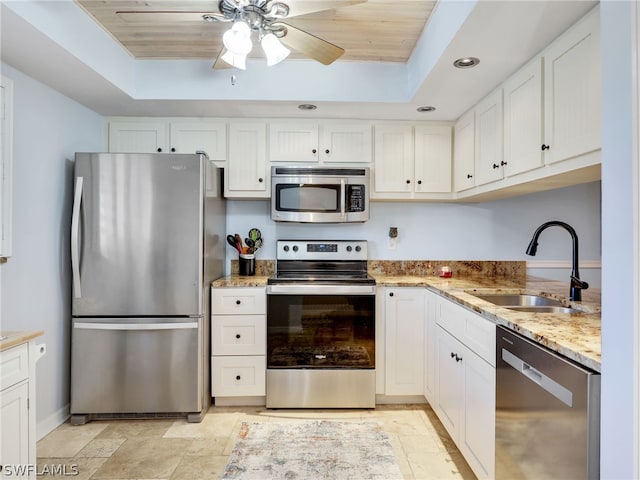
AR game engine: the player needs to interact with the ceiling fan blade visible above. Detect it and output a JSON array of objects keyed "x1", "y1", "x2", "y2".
[
  {"x1": 116, "y1": 11, "x2": 226, "y2": 23},
  {"x1": 212, "y1": 48, "x2": 234, "y2": 70},
  {"x1": 277, "y1": 23, "x2": 344, "y2": 65},
  {"x1": 284, "y1": 0, "x2": 367, "y2": 18}
]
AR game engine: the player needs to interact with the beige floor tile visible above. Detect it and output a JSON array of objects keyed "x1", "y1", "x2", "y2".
[
  {"x1": 407, "y1": 451, "x2": 475, "y2": 480},
  {"x1": 37, "y1": 457, "x2": 108, "y2": 480},
  {"x1": 184, "y1": 437, "x2": 228, "y2": 456},
  {"x1": 91, "y1": 437, "x2": 192, "y2": 479},
  {"x1": 399, "y1": 434, "x2": 444, "y2": 454},
  {"x1": 75, "y1": 438, "x2": 126, "y2": 458},
  {"x1": 37, "y1": 422, "x2": 108, "y2": 457},
  {"x1": 96, "y1": 420, "x2": 173, "y2": 440},
  {"x1": 163, "y1": 411, "x2": 241, "y2": 439},
  {"x1": 170, "y1": 455, "x2": 228, "y2": 480}
]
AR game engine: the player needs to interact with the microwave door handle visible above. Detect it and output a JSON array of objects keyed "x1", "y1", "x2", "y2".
[{"x1": 340, "y1": 179, "x2": 346, "y2": 219}]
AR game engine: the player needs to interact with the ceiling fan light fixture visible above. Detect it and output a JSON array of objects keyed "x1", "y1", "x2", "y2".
[
  {"x1": 221, "y1": 50, "x2": 248, "y2": 70},
  {"x1": 261, "y1": 32, "x2": 290, "y2": 66},
  {"x1": 223, "y1": 20, "x2": 253, "y2": 56}
]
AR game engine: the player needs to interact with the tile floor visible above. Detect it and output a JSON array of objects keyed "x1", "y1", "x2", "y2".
[{"x1": 37, "y1": 403, "x2": 476, "y2": 480}]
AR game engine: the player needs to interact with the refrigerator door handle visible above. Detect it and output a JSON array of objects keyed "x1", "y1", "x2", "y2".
[
  {"x1": 71, "y1": 176, "x2": 83, "y2": 298},
  {"x1": 74, "y1": 321, "x2": 199, "y2": 331}
]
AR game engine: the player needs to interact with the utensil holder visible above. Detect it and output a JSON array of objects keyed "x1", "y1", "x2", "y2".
[{"x1": 239, "y1": 253, "x2": 255, "y2": 276}]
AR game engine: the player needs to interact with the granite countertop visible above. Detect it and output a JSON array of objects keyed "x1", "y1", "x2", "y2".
[
  {"x1": 0, "y1": 331, "x2": 44, "y2": 351},
  {"x1": 212, "y1": 272, "x2": 601, "y2": 372}
]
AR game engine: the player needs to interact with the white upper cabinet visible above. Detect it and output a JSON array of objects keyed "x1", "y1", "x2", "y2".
[
  {"x1": 268, "y1": 122, "x2": 372, "y2": 163},
  {"x1": 373, "y1": 124, "x2": 414, "y2": 195},
  {"x1": 542, "y1": 6, "x2": 601, "y2": 165},
  {"x1": 109, "y1": 121, "x2": 168, "y2": 153},
  {"x1": 503, "y1": 56, "x2": 544, "y2": 177},
  {"x1": 453, "y1": 110, "x2": 475, "y2": 192},
  {"x1": 474, "y1": 88, "x2": 504, "y2": 186},
  {"x1": 226, "y1": 122, "x2": 268, "y2": 198},
  {"x1": 414, "y1": 125, "x2": 452, "y2": 193},
  {"x1": 170, "y1": 122, "x2": 227, "y2": 161}
]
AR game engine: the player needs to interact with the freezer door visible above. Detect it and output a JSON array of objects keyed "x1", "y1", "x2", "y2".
[
  {"x1": 70, "y1": 317, "x2": 202, "y2": 414},
  {"x1": 72, "y1": 153, "x2": 204, "y2": 316}
]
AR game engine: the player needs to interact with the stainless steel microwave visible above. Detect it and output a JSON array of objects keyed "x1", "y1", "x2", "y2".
[{"x1": 271, "y1": 166, "x2": 370, "y2": 223}]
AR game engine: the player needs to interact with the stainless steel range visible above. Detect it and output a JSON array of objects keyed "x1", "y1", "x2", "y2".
[{"x1": 266, "y1": 240, "x2": 376, "y2": 408}]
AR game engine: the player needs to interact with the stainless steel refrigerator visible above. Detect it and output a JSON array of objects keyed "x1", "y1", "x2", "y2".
[{"x1": 70, "y1": 152, "x2": 225, "y2": 424}]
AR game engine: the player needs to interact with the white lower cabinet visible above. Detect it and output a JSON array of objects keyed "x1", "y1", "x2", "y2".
[
  {"x1": 383, "y1": 287, "x2": 425, "y2": 395},
  {"x1": 433, "y1": 296, "x2": 496, "y2": 480},
  {"x1": 423, "y1": 290, "x2": 438, "y2": 404},
  {"x1": 211, "y1": 287, "x2": 266, "y2": 399}
]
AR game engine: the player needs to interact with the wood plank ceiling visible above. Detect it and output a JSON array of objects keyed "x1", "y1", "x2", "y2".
[{"x1": 75, "y1": 0, "x2": 437, "y2": 63}]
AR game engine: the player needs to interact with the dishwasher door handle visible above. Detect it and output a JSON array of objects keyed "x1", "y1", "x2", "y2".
[{"x1": 502, "y1": 348, "x2": 573, "y2": 407}]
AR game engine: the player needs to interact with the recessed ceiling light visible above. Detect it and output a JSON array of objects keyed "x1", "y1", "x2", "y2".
[
  {"x1": 298, "y1": 104, "x2": 317, "y2": 110},
  {"x1": 417, "y1": 106, "x2": 436, "y2": 112},
  {"x1": 453, "y1": 57, "x2": 480, "y2": 69}
]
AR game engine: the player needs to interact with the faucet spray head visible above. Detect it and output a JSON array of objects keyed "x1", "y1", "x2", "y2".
[{"x1": 525, "y1": 239, "x2": 538, "y2": 256}]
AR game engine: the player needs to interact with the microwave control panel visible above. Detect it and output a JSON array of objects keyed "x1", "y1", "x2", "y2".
[{"x1": 347, "y1": 185, "x2": 366, "y2": 212}]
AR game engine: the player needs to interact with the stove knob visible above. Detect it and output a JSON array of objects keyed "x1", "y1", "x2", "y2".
[
  {"x1": 293, "y1": 245, "x2": 299, "y2": 252},
  {"x1": 355, "y1": 245, "x2": 362, "y2": 252},
  {"x1": 283, "y1": 245, "x2": 289, "y2": 252},
  {"x1": 346, "y1": 246, "x2": 352, "y2": 252}
]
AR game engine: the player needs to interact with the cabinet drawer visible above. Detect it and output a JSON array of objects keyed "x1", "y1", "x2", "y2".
[
  {"x1": 212, "y1": 315, "x2": 266, "y2": 356},
  {"x1": 436, "y1": 297, "x2": 496, "y2": 366},
  {"x1": 211, "y1": 356, "x2": 266, "y2": 397},
  {"x1": 211, "y1": 287, "x2": 266, "y2": 315},
  {"x1": 0, "y1": 343, "x2": 29, "y2": 390}
]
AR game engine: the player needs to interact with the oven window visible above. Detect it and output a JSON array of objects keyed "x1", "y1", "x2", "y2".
[
  {"x1": 267, "y1": 295, "x2": 375, "y2": 369},
  {"x1": 275, "y1": 184, "x2": 340, "y2": 212}
]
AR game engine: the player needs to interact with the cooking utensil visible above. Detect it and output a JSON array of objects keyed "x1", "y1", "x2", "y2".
[
  {"x1": 245, "y1": 238, "x2": 255, "y2": 249},
  {"x1": 248, "y1": 228, "x2": 262, "y2": 242},
  {"x1": 252, "y1": 237, "x2": 263, "y2": 250},
  {"x1": 234, "y1": 233, "x2": 243, "y2": 252},
  {"x1": 226, "y1": 234, "x2": 241, "y2": 253}
]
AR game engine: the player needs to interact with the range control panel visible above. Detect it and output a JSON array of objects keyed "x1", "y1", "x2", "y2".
[{"x1": 276, "y1": 240, "x2": 368, "y2": 261}]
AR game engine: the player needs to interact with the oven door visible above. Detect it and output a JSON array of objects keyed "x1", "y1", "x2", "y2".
[{"x1": 266, "y1": 285, "x2": 375, "y2": 369}]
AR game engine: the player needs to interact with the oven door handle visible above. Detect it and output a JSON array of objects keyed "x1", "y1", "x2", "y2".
[
  {"x1": 267, "y1": 284, "x2": 375, "y2": 295},
  {"x1": 340, "y1": 178, "x2": 346, "y2": 219}
]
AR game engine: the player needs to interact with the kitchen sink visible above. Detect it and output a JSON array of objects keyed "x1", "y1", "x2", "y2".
[
  {"x1": 504, "y1": 306, "x2": 582, "y2": 314},
  {"x1": 470, "y1": 293, "x2": 564, "y2": 307}
]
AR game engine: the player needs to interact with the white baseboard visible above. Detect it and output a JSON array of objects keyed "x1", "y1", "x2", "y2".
[{"x1": 37, "y1": 403, "x2": 70, "y2": 440}]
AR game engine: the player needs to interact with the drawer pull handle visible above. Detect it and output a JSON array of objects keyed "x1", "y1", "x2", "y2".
[
  {"x1": 236, "y1": 300, "x2": 241, "y2": 305},
  {"x1": 235, "y1": 375, "x2": 241, "y2": 381}
]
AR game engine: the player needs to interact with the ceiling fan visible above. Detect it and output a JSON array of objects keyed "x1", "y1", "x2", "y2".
[{"x1": 116, "y1": 0, "x2": 367, "y2": 70}]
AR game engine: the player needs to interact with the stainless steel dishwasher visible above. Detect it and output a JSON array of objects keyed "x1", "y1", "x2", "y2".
[{"x1": 495, "y1": 326, "x2": 600, "y2": 479}]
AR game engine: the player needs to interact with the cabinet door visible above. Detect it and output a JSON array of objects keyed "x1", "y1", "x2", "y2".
[
  {"x1": 268, "y1": 122, "x2": 318, "y2": 162},
  {"x1": 460, "y1": 349, "x2": 496, "y2": 479},
  {"x1": 320, "y1": 123, "x2": 372, "y2": 163},
  {"x1": 434, "y1": 326, "x2": 463, "y2": 440},
  {"x1": 226, "y1": 123, "x2": 268, "y2": 197},
  {"x1": 423, "y1": 290, "x2": 438, "y2": 404},
  {"x1": 474, "y1": 88, "x2": 504, "y2": 186},
  {"x1": 453, "y1": 110, "x2": 475, "y2": 191},
  {"x1": 543, "y1": 7, "x2": 600, "y2": 165},
  {"x1": 414, "y1": 125, "x2": 452, "y2": 193},
  {"x1": 108, "y1": 121, "x2": 167, "y2": 153},
  {"x1": 170, "y1": 122, "x2": 227, "y2": 161},
  {"x1": 503, "y1": 56, "x2": 544, "y2": 177},
  {"x1": 384, "y1": 288, "x2": 425, "y2": 395},
  {"x1": 373, "y1": 125, "x2": 414, "y2": 195},
  {"x1": 1, "y1": 380, "x2": 29, "y2": 466}
]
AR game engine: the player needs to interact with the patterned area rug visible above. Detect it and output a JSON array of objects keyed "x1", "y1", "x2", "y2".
[{"x1": 221, "y1": 420, "x2": 404, "y2": 480}]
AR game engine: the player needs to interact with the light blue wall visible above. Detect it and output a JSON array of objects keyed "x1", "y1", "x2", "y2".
[
  {"x1": 600, "y1": 2, "x2": 637, "y2": 478},
  {"x1": 0, "y1": 63, "x2": 105, "y2": 437},
  {"x1": 226, "y1": 181, "x2": 602, "y2": 286}
]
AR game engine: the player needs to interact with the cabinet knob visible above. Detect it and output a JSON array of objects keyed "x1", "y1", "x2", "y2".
[
  {"x1": 312, "y1": 149, "x2": 317, "y2": 154},
  {"x1": 235, "y1": 375, "x2": 241, "y2": 381},
  {"x1": 235, "y1": 334, "x2": 241, "y2": 339},
  {"x1": 258, "y1": 178, "x2": 264, "y2": 183},
  {"x1": 501, "y1": 160, "x2": 508, "y2": 166},
  {"x1": 492, "y1": 163, "x2": 500, "y2": 169},
  {"x1": 451, "y1": 352, "x2": 456, "y2": 358},
  {"x1": 157, "y1": 148, "x2": 162, "y2": 152},
  {"x1": 325, "y1": 149, "x2": 330, "y2": 155},
  {"x1": 541, "y1": 144, "x2": 550, "y2": 151},
  {"x1": 467, "y1": 174, "x2": 473, "y2": 179},
  {"x1": 389, "y1": 292, "x2": 394, "y2": 297},
  {"x1": 406, "y1": 180, "x2": 411, "y2": 184},
  {"x1": 235, "y1": 299, "x2": 241, "y2": 305},
  {"x1": 417, "y1": 180, "x2": 422, "y2": 185},
  {"x1": 171, "y1": 147, "x2": 176, "y2": 152}
]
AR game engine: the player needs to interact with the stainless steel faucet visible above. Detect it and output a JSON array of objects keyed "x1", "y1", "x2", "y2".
[{"x1": 525, "y1": 221, "x2": 589, "y2": 301}]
